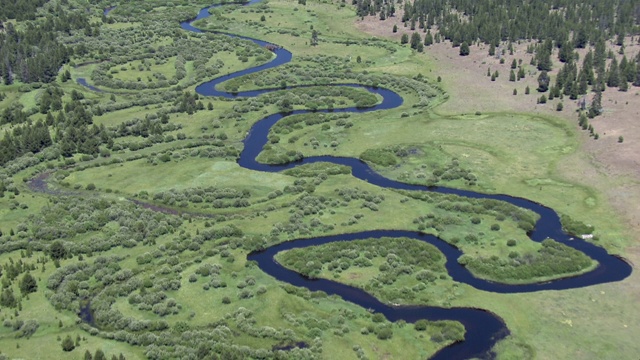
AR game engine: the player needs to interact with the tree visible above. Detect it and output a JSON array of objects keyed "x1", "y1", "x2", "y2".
[
  {"x1": 400, "y1": 33, "x2": 409, "y2": 44},
  {"x1": 19, "y1": 272, "x2": 37, "y2": 295},
  {"x1": 50, "y1": 240, "x2": 67, "y2": 260},
  {"x1": 509, "y1": 69, "x2": 516, "y2": 82},
  {"x1": 392, "y1": 24, "x2": 397, "y2": 33},
  {"x1": 607, "y1": 58, "x2": 620, "y2": 88},
  {"x1": 410, "y1": 32, "x2": 421, "y2": 50},
  {"x1": 536, "y1": 42, "x2": 553, "y2": 71},
  {"x1": 94, "y1": 349, "x2": 106, "y2": 360},
  {"x1": 424, "y1": 31, "x2": 433, "y2": 46},
  {"x1": 511, "y1": 59, "x2": 517, "y2": 69},
  {"x1": 61, "y1": 335, "x2": 75, "y2": 352},
  {"x1": 488, "y1": 43, "x2": 495, "y2": 56},
  {"x1": 310, "y1": 30, "x2": 318, "y2": 46},
  {"x1": 537, "y1": 71, "x2": 550, "y2": 92},
  {"x1": 414, "y1": 320, "x2": 429, "y2": 331},
  {"x1": 459, "y1": 42, "x2": 470, "y2": 56},
  {"x1": 0, "y1": 288, "x2": 16, "y2": 308},
  {"x1": 588, "y1": 90, "x2": 602, "y2": 118}
]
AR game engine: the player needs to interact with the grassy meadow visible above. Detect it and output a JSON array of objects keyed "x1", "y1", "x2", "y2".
[{"x1": 0, "y1": 0, "x2": 637, "y2": 359}]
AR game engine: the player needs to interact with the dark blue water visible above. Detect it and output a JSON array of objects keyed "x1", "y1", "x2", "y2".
[
  {"x1": 77, "y1": 78, "x2": 103, "y2": 92},
  {"x1": 76, "y1": 2, "x2": 633, "y2": 359},
  {"x1": 103, "y1": 6, "x2": 116, "y2": 16}
]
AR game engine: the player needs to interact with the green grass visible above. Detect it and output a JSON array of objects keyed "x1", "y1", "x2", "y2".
[
  {"x1": 0, "y1": 0, "x2": 638, "y2": 358},
  {"x1": 109, "y1": 58, "x2": 178, "y2": 82}
]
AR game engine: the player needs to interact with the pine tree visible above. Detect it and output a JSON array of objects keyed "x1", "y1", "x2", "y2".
[
  {"x1": 424, "y1": 30, "x2": 433, "y2": 46},
  {"x1": 607, "y1": 58, "x2": 620, "y2": 88},
  {"x1": 19, "y1": 272, "x2": 37, "y2": 295},
  {"x1": 588, "y1": 90, "x2": 602, "y2": 118},
  {"x1": 61, "y1": 335, "x2": 75, "y2": 352},
  {"x1": 459, "y1": 42, "x2": 470, "y2": 56},
  {"x1": 400, "y1": 33, "x2": 409, "y2": 44},
  {"x1": 410, "y1": 32, "x2": 421, "y2": 49},
  {"x1": 94, "y1": 350, "x2": 106, "y2": 360},
  {"x1": 537, "y1": 71, "x2": 550, "y2": 92}
]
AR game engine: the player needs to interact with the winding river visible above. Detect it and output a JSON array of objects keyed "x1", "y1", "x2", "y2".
[{"x1": 72, "y1": 2, "x2": 634, "y2": 359}]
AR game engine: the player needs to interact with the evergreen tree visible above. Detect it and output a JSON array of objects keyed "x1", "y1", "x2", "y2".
[
  {"x1": 61, "y1": 335, "x2": 75, "y2": 352},
  {"x1": 49, "y1": 240, "x2": 67, "y2": 260},
  {"x1": 19, "y1": 272, "x2": 37, "y2": 295},
  {"x1": 0, "y1": 288, "x2": 16, "y2": 308},
  {"x1": 94, "y1": 349, "x2": 106, "y2": 360},
  {"x1": 607, "y1": 57, "x2": 620, "y2": 88},
  {"x1": 459, "y1": 42, "x2": 470, "y2": 56},
  {"x1": 410, "y1": 32, "x2": 422, "y2": 49},
  {"x1": 400, "y1": 33, "x2": 409, "y2": 44},
  {"x1": 588, "y1": 90, "x2": 602, "y2": 118},
  {"x1": 537, "y1": 71, "x2": 550, "y2": 92},
  {"x1": 424, "y1": 30, "x2": 433, "y2": 46}
]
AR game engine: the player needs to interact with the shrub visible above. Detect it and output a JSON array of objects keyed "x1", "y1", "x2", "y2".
[{"x1": 414, "y1": 319, "x2": 428, "y2": 331}]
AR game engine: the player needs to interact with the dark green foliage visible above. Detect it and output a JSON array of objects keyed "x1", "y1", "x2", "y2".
[
  {"x1": 378, "y1": 0, "x2": 637, "y2": 48},
  {"x1": 460, "y1": 239, "x2": 594, "y2": 281},
  {"x1": 360, "y1": 148, "x2": 399, "y2": 166},
  {"x1": 376, "y1": 326, "x2": 393, "y2": 340},
  {"x1": 424, "y1": 31, "x2": 433, "y2": 46},
  {"x1": 152, "y1": 187, "x2": 251, "y2": 209},
  {"x1": 0, "y1": 288, "x2": 16, "y2": 308},
  {"x1": 49, "y1": 241, "x2": 67, "y2": 260},
  {"x1": 61, "y1": 335, "x2": 75, "y2": 352},
  {"x1": 410, "y1": 32, "x2": 422, "y2": 50},
  {"x1": 459, "y1": 42, "x2": 470, "y2": 56},
  {"x1": 606, "y1": 57, "x2": 620, "y2": 88},
  {"x1": 94, "y1": 350, "x2": 106, "y2": 360},
  {"x1": 560, "y1": 214, "x2": 595, "y2": 236},
  {"x1": 400, "y1": 33, "x2": 409, "y2": 44},
  {"x1": 279, "y1": 237, "x2": 447, "y2": 296},
  {"x1": 19, "y1": 272, "x2": 37, "y2": 295},
  {"x1": 588, "y1": 90, "x2": 602, "y2": 118},
  {"x1": 537, "y1": 71, "x2": 550, "y2": 92},
  {"x1": 414, "y1": 319, "x2": 429, "y2": 331},
  {"x1": 282, "y1": 162, "x2": 351, "y2": 177}
]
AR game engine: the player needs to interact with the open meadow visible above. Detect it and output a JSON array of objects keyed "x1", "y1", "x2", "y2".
[{"x1": 0, "y1": 0, "x2": 638, "y2": 359}]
